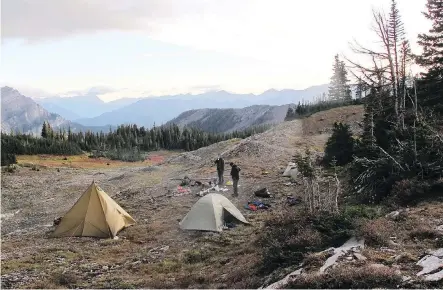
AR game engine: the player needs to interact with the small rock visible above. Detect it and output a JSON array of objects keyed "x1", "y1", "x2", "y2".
[
  {"x1": 354, "y1": 253, "x2": 367, "y2": 261},
  {"x1": 380, "y1": 247, "x2": 396, "y2": 253},
  {"x1": 386, "y1": 210, "x2": 400, "y2": 219},
  {"x1": 102, "y1": 266, "x2": 109, "y2": 271},
  {"x1": 424, "y1": 270, "x2": 443, "y2": 282},
  {"x1": 388, "y1": 240, "x2": 399, "y2": 247},
  {"x1": 346, "y1": 256, "x2": 353, "y2": 261}
]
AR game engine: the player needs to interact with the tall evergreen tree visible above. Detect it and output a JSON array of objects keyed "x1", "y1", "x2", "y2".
[
  {"x1": 323, "y1": 122, "x2": 355, "y2": 166},
  {"x1": 328, "y1": 54, "x2": 352, "y2": 102},
  {"x1": 41, "y1": 122, "x2": 48, "y2": 138},
  {"x1": 416, "y1": 0, "x2": 443, "y2": 113}
]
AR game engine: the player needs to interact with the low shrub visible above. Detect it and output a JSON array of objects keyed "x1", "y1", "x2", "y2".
[
  {"x1": 52, "y1": 271, "x2": 79, "y2": 288},
  {"x1": 342, "y1": 204, "x2": 384, "y2": 220},
  {"x1": 409, "y1": 225, "x2": 441, "y2": 240},
  {"x1": 183, "y1": 249, "x2": 212, "y2": 264},
  {"x1": 356, "y1": 218, "x2": 395, "y2": 246},
  {"x1": 287, "y1": 265, "x2": 402, "y2": 288},
  {"x1": 388, "y1": 178, "x2": 443, "y2": 206},
  {"x1": 257, "y1": 210, "x2": 356, "y2": 275}
]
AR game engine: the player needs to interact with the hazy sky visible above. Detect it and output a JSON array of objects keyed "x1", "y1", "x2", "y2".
[{"x1": 1, "y1": 0, "x2": 429, "y2": 102}]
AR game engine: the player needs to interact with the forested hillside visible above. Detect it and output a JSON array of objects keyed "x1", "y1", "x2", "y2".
[
  {"x1": 167, "y1": 104, "x2": 289, "y2": 133},
  {"x1": 1, "y1": 122, "x2": 269, "y2": 164}
]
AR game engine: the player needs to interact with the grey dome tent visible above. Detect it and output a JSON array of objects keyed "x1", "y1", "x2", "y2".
[{"x1": 179, "y1": 193, "x2": 249, "y2": 232}]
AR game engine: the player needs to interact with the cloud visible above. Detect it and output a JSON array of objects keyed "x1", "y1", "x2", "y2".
[
  {"x1": 190, "y1": 85, "x2": 222, "y2": 92},
  {"x1": 1, "y1": 0, "x2": 429, "y2": 96},
  {"x1": 0, "y1": 82, "x2": 53, "y2": 98},
  {"x1": 1, "y1": 0, "x2": 207, "y2": 42},
  {"x1": 58, "y1": 86, "x2": 118, "y2": 97}
]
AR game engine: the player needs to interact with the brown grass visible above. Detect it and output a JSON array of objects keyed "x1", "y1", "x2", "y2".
[
  {"x1": 303, "y1": 251, "x2": 330, "y2": 270},
  {"x1": 302, "y1": 105, "x2": 364, "y2": 135},
  {"x1": 287, "y1": 265, "x2": 402, "y2": 288},
  {"x1": 16, "y1": 151, "x2": 175, "y2": 169},
  {"x1": 356, "y1": 218, "x2": 396, "y2": 246}
]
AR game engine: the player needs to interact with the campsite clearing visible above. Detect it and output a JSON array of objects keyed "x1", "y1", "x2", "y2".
[
  {"x1": 1, "y1": 118, "x2": 308, "y2": 288},
  {"x1": 2, "y1": 106, "x2": 442, "y2": 288}
]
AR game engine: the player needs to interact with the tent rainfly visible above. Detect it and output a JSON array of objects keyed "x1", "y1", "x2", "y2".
[
  {"x1": 52, "y1": 181, "x2": 136, "y2": 238},
  {"x1": 179, "y1": 193, "x2": 249, "y2": 232}
]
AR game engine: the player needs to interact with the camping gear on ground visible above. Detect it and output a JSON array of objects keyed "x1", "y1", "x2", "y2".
[
  {"x1": 287, "y1": 196, "x2": 300, "y2": 206},
  {"x1": 244, "y1": 201, "x2": 271, "y2": 211},
  {"x1": 179, "y1": 193, "x2": 249, "y2": 232},
  {"x1": 52, "y1": 181, "x2": 136, "y2": 238},
  {"x1": 254, "y1": 188, "x2": 272, "y2": 198},
  {"x1": 174, "y1": 185, "x2": 192, "y2": 197},
  {"x1": 197, "y1": 184, "x2": 229, "y2": 196},
  {"x1": 222, "y1": 222, "x2": 237, "y2": 230},
  {"x1": 283, "y1": 162, "x2": 298, "y2": 179},
  {"x1": 53, "y1": 217, "x2": 62, "y2": 226},
  {"x1": 181, "y1": 176, "x2": 191, "y2": 186},
  {"x1": 213, "y1": 185, "x2": 229, "y2": 192},
  {"x1": 244, "y1": 204, "x2": 257, "y2": 211}
]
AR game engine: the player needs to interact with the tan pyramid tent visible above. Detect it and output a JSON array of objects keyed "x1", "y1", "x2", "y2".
[
  {"x1": 52, "y1": 181, "x2": 136, "y2": 238},
  {"x1": 179, "y1": 193, "x2": 249, "y2": 232}
]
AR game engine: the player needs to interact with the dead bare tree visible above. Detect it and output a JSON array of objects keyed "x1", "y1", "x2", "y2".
[
  {"x1": 344, "y1": 2, "x2": 412, "y2": 129},
  {"x1": 294, "y1": 150, "x2": 340, "y2": 214}
]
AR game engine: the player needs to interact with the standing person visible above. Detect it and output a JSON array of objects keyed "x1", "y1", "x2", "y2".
[
  {"x1": 230, "y1": 162, "x2": 241, "y2": 197},
  {"x1": 215, "y1": 156, "x2": 225, "y2": 185}
]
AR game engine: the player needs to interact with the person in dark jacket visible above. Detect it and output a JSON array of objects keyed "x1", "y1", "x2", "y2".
[
  {"x1": 215, "y1": 157, "x2": 225, "y2": 185},
  {"x1": 230, "y1": 162, "x2": 241, "y2": 196}
]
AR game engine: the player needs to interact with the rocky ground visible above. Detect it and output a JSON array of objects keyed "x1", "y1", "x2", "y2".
[{"x1": 1, "y1": 107, "x2": 442, "y2": 289}]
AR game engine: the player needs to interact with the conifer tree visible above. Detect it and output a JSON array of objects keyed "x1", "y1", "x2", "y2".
[
  {"x1": 41, "y1": 122, "x2": 48, "y2": 138},
  {"x1": 416, "y1": 0, "x2": 443, "y2": 113},
  {"x1": 328, "y1": 54, "x2": 352, "y2": 102},
  {"x1": 323, "y1": 122, "x2": 355, "y2": 166}
]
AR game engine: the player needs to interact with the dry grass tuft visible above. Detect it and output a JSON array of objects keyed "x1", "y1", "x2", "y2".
[
  {"x1": 409, "y1": 224, "x2": 441, "y2": 240},
  {"x1": 287, "y1": 265, "x2": 402, "y2": 288},
  {"x1": 303, "y1": 251, "x2": 330, "y2": 270},
  {"x1": 356, "y1": 218, "x2": 395, "y2": 246},
  {"x1": 52, "y1": 271, "x2": 79, "y2": 288}
]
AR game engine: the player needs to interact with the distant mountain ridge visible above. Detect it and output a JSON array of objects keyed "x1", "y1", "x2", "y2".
[
  {"x1": 71, "y1": 84, "x2": 330, "y2": 127},
  {"x1": 1, "y1": 87, "x2": 110, "y2": 135},
  {"x1": 4, "y1": 84, "x2": 330, "y2": 134},
  {"x1": 166, "y1": 105, "x2": 290, "y2": 133},
  {"x1": 35, "y1": 95, "x2": 141, "y2": 119}
]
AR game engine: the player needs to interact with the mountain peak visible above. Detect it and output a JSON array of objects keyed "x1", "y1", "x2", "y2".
[
  {"x1": 1, "y1": 86, "x2": 18, "y2": 93},
  {"x1": 264, "y1": 88, "x2": 279, "y2": 93}
]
